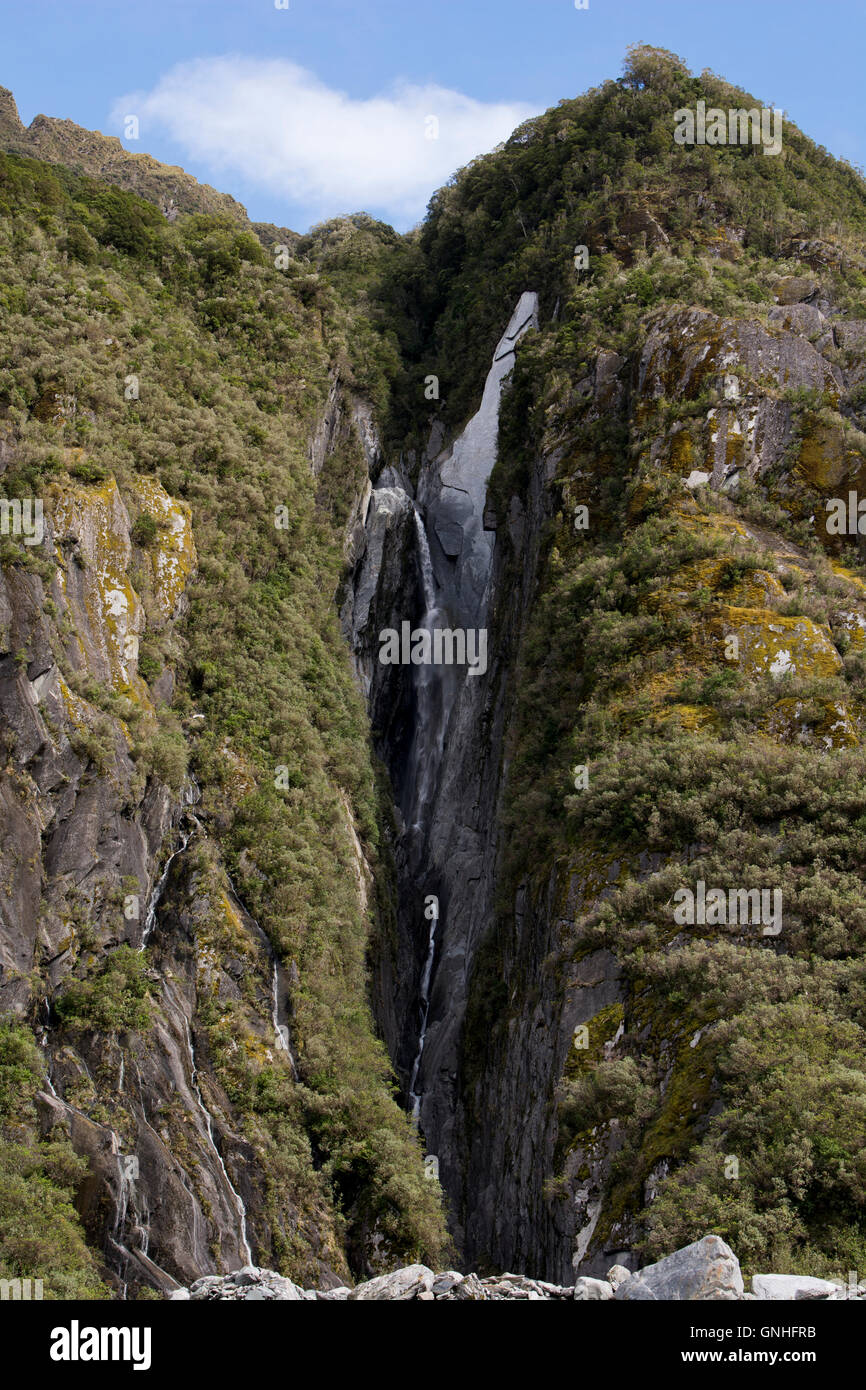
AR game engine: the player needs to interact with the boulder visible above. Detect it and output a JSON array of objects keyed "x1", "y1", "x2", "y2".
[
  {"x1": 431, "y1": 1271, "x2": 464, "y2": 1296},
  {"x1": 573, "y1": 1277, "x2": 614, "y2": 1301},
  {"x1": 615, "y1": 1236, "x2": 743, "y2": 1301},
  {"x1": 773, "y1": 276, "x2": 818, "y2": 305},
  {"x1": 348, "y1": 1264, "x2": 435, "y2": 1301},
  {"x1": 752, "y1": 1274, "x2": 839, "y2": 1301}
]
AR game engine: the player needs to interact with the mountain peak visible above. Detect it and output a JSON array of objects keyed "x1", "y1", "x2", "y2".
[
  {"x1": 0, "y1": 84, "x2": 250, "y2": 225},
  {"x1": 0, "y1": 85, "x2": 23, "y2": 135}
]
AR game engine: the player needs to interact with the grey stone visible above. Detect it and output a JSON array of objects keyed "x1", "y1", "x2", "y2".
[
  {"x1": 349, "y1": 1264, "x2": 435, "y2": 1301},
  {"x1": 606, "y1": 1264, "x2": 632, "y2": 1291},
  {"x1": 431, "y1": 1271, "x2": 464, "y2": 1295},
  {"x1": 752, "y1": 1274, "x2": 838, "y2": 1301},
  {"x1": 573, "y1": 1277, "x2": 614, "y2": 1301},
  {"x1": 615, "y1": 1236, "x2": 743, "y2": 1301}
]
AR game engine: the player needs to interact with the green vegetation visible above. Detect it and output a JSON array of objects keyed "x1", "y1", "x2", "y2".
[
  {"x1": 3, "y1": 41, "x2": 866, "y2": 1286},
  {"x1": 0, "y1": 145, "x2": 447, "y2": 1279},
  {"x1": 0, "y1": 1018, "x2": 108, "y2": 1297},
  {"x1": 56, "y1": 946, "x2": 153, "y2": 1035}
]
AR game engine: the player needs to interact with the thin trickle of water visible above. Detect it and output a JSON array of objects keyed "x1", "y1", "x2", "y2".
[
  {"x1": 140, "y1": 776, "x2": 201, "y2": 950},
  {"x1": 135, "y1": 1064, "x2": 204, "y2": 1272},
  {"x1": 111, "y1": 1129, "x2": 133, "y2": 1239},
  {"x1": 405, "y1": 507, "x2": 450, "y2": 838},
  {"x1": 399, "y1": 296, "x2": 538, "y2": 1134},
  {"x1": 181, "y1": 1014, "x2": 253, "y2": 1266},
  {"x1": 403, "y1": 506, "x2": 455, "y2": 1122},
  {"x1": 408, "y1": 911, "x2": 439, "y2": 1121},
  {"x1": 140, "y1": 826, "x2": 193, "y2": 950},
  {"x1": 270, "y1": 959, "x2": 298, "y2": 1078}
]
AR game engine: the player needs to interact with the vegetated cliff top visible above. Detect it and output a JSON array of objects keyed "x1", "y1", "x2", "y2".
[
  {"x1": 354, "y1": 43, "x2": 866, "y2": 446},
  {"x1": 0, "y1": 83, "x2": 250, "y2": 225}
]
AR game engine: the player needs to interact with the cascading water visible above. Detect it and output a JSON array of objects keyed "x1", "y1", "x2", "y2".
[
  {"x1": 392, "y1": 294, "x2": 540, "y2": 1139},
  {"x1": 270, "y1": 959, "x2": 298, "y2": 1078},
  {"x1": 404, "y1": 508, "x2": 452, "y2": 843},
  {"x1": 140, "y1": 776, "x2": 202, "y2": 950},
  {"x1": 408, "y1": 905, "x2": 438, "y2": 1120},
  {"x1": 403, "y1": 506, "x2": 457, "y2": 1122},
  {"x1": 180, "y1": 1012, "x2": 253, "y2": 1266}
]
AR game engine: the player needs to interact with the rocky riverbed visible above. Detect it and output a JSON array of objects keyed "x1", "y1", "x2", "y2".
[{"x1": 168, "y1": 1236, "x2": 865, "y2": 1301}]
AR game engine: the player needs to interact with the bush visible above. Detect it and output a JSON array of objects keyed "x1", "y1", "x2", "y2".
[
  {"x1": 0, "y1": 1019, "x2": 108, "y2": 1297},
  {"x1": 56, "y1": 947, "x2": 153, "y2": 1034}
]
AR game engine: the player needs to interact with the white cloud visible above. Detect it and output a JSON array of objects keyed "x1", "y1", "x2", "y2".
[{"x1": 113, "y1": 57, "x2": 536, "y2": 228}]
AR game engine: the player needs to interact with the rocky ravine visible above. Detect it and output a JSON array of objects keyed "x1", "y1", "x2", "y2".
[
  {"x1": 344, "y1": 266, "x2": 866, "y2": 1279},
  {"x1": 169, "y1": 1236, "x2": 865, "y2": 1301}
]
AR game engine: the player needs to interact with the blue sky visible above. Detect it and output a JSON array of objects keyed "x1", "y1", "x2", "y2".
[{"x1": 2, "y1": 0, "x2": 864, "y2": 232}]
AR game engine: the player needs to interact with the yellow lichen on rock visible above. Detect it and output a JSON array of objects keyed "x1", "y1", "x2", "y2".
[
  {"x1": 125, "y1": 475, "x2": 196, "y2": 626},
  {"x1": 51, "y1": 477, "x2": 147, "y2": 700},
  {"x1": 762, "y1": 696, "x2": 859, "y2": 748},
  {"x1": 713, "y1": 605, "x2": 842, "y2": 680}
]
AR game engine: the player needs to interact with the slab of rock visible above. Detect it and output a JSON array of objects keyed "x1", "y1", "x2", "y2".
[
  {"x1": 615, "y1": 1236, "x2": 743, "y2": 1301},
  {"x1": 349, "y1": 1264, "x2": 435, "y2": 1301},
  {"x1": 752, "y1": 1274, "x2": 839, "y2": 1301},
  {"x1": 607, "y1": 1264, "x2": 632, "y2": 1291}
]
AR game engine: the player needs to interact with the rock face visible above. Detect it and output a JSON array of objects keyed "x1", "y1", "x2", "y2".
[
  {"x1": 420, "y1": 291, "x2": 539, "y2": 625},
  {"x1": 0, "y1": 385, "x2": 374, "y2": 1295},
  {"x1": 0, "y1": 467, "x2": 293, "y2": 1290},
  {"x1": 345, "y1": 236, "x2": 866, "y2": 1284},
  {"x1": 342, "y1": 293, "x2": 544, "y2": 1252},
  {"x1": 0, "y1": 474, "x2": 193, "y2": 1012}
]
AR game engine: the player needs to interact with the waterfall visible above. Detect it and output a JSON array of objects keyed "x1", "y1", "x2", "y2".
[
  {"x1": 403, "y1": 507, "x2": 454, "y2": 1122},
  {"x1": 270, "y1": 958, "x2": 298, "y2": 1078},
  {"x1": 405, "y1": 507, "x2": 451, "y2": 841},
  {"x1": 140, "y1": 833, "x2": 191, "y2": 949},
  {"x1": 396, "y1": 293, "x2": 539, "y2": 1137},
  {"x1": 223, "y1": 870, "x2": 299, "y2": 1078},
  {"x1": 408, "y1": 908, "x2": 438, "y2": 1120},
  {"x1": 180, "y1": 1014, "x2": 253, "y2": 1266},
  {"x1": 140, "y1": 776, "x2": 201, "y2": 949}
]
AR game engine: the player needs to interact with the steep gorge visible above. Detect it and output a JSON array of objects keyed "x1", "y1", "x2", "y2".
[{"x1": 3, "y1": 46, "x2": 866, "y2": 1297}]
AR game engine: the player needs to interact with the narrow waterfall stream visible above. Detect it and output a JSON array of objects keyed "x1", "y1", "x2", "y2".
[
  {"x1": 180, "y1": 1012, "x2": 253, "y2": 1266},
  {"x1": 404, "y1": 505, "x2": 454, "y2": 1123},
  {"x1": 408, "y1": 905, "x2": 438, "y2": 1120},
  {"x1": 405, "y1": 507, "x2": 451, "y2": 842},
  {"x1": 140, "y1": 777, "x2": 201, "y2": 949},
  {"x1": 394, "y1": 294, "x2": 540, "y2": 1138}
]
